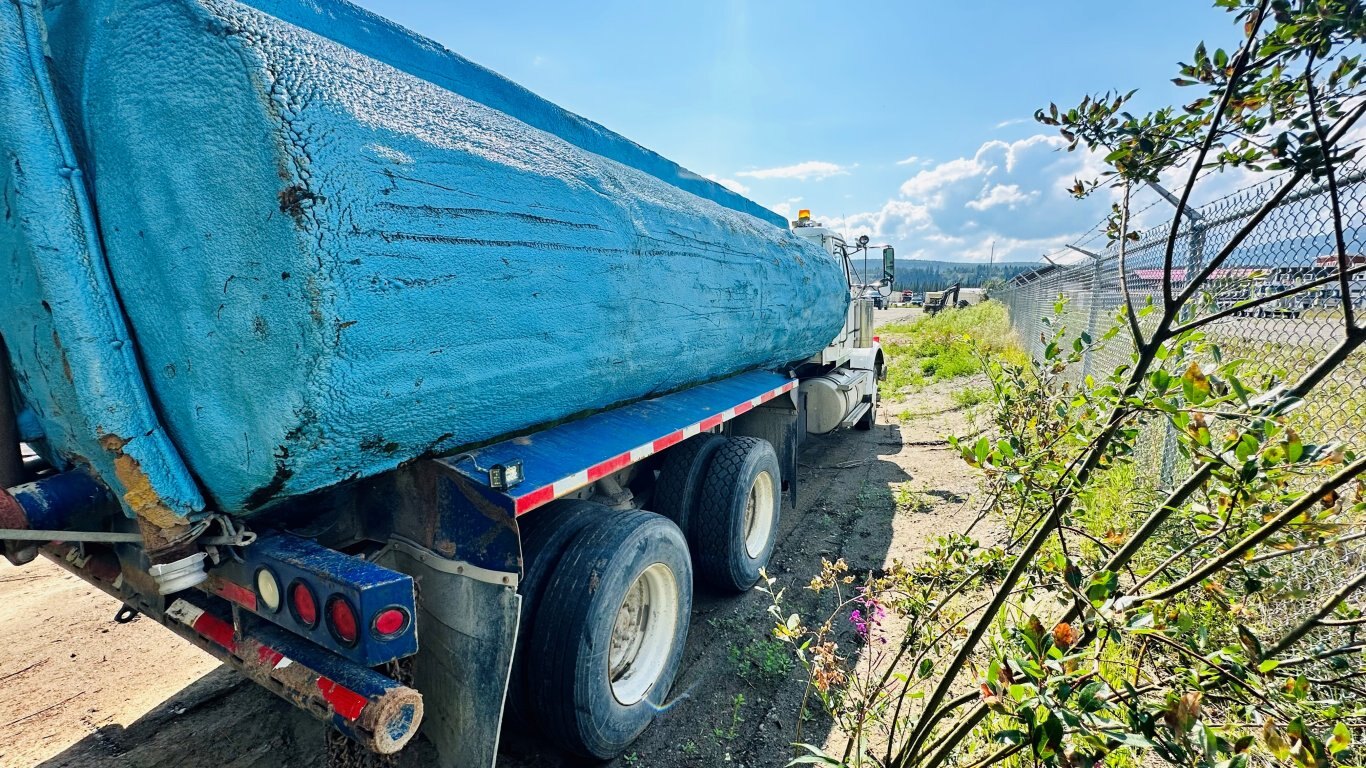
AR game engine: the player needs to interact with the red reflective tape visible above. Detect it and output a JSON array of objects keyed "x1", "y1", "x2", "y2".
[
  {"x1": 210, "y1": 578, "x2": 258, "y2": 612},
  {"x1": 653, "y1": 430, "x2": 685, "y2": 452},
  {"x1": 587, "y1": 452, "x2": 632, "y2": 482},
  {"x1": 513, "y1": 380, "x2": 796, "y2": 516},
  {"x1": 258, "y1": 645, "x2": 285, "y2": 668},
  {"x1": 317, "y1": 677, "x2": 369, "y2": 721},
  {"x1": 515, "y1": 485, "x2": 556, "y2": 516},
  {"x1": 192, "y1": 611, "x2": 237, "y2": 653}
]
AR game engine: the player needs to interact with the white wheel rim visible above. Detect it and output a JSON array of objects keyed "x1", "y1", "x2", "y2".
[
  {"x1": 608, "y1": 562, "x2": 680, "y2": 706},
  {"x1": 743, "y1": 470, "x2": 776, "y2": 559}
]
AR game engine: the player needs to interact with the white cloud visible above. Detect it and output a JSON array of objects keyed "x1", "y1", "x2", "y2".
[
  {"x1": 703, "y1": 173, "x2": 750, "y2": 195},
  {"x1": 824, "y1": 133, "x2": 1112, "y2": 263},
  {"x1": 768, "y1": 196, "x2": 804, "y2": 217},
  {"x1": 966, "y1": 183, "x2": 1036, "y2": 211},
  {"x1": 900, "y1": 156, "x2": 992, "y2": 204},
  {"x1": 736, "y1": 161, "x2": 848, "y2": 181},
  {"x1": 895, "y1": 155, "x2": 926, "y2": 166},
  {"x1": 995, "y1": 117, "x2": 1030, "y2": 129}
]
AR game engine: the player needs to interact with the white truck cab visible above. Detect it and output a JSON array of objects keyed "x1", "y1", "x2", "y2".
[{"x1": 789, "y1": 210, "x2": 891, "y2": 434}]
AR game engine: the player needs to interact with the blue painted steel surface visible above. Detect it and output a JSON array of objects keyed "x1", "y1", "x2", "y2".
[
  {"x1": 442, "y1": 370, "x2": 795, "y2": 514},
  {"x1": 9, "y1": 0, "x2": 849, "y2": 518},
  {"x1": 212, "y1": 532, "x2": 419, "y2": 666},
  {"x1": 0, "y1": 0, "x2": 206, "y2": 522},
  {"x1": 2, "y1": 471, "x2": 113, "y2": 531}
]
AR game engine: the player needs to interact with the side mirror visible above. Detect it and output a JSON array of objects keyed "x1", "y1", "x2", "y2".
[{"x1": 881, "y1": 246, "x2": 895, "y2": 286}]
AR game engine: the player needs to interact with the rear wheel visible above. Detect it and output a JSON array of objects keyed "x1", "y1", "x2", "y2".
[
  {"x1": 507, "y1": 499, "x2": 606, "y2": 722},
  {"x1": 527, "y1": 509, "x2": 692, "y2": 759},
  {"x1": 691, "y1": 437, "x2": 781, "y2": 592},
  {"x1": 652, "y1": 433, "x2": 726, "y2": 532}
]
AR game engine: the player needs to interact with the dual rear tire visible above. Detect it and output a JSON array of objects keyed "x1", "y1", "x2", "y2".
[
  {"x1": 511, "y1": 434, "x2": 781, "y2": 759},
  {"x1": 513, "y1": 506, "x2": 692, "y2": 760}
]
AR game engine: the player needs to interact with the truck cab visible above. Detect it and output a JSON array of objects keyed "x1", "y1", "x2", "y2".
[{"x1": 789, "y1": 210, "x2": 891, "y2": 434}]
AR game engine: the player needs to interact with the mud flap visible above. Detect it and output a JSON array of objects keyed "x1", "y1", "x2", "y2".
[{"x1": 378, "y1": 543, "x2": 520, "y2": 768}]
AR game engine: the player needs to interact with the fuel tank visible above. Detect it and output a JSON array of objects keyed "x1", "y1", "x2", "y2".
[{"x1": 0, "y1": 0, "x2": 847, "y2": 516}]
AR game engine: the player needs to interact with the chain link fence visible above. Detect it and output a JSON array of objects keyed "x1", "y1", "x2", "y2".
[
  {"x1": 996, "y1": 159, "x2": 1366, "y2": 485},
  {"x1": 992, "y1": 160, "x2": 1366, "y2": 644}
]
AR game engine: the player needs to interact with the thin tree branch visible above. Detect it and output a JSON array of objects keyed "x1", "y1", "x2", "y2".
[
  {"x1": 1170, "y1": 265, "x2": 1366, "y2": 335},
  {"x1": 1139, "y1": 456, "x2": 1366, "y2": 602},
  {"x1": 1117, "y1": 183, "x2": 1147, "y2": 347},
  {"x1": 1161, "y1": 0, "x2": 1271, "y2": 310},
  {"x1": 1305, "y1": 50, "x2": 1357, "y2": 331},
  {"x1": 1263, "y1": 569, "x2": 1366, "y2": 658}
]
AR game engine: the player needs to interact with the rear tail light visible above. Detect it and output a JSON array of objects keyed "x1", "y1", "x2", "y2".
[
  {"x1": 327, "y1": 596, "x2": 359, "y2": 646},
  {"x1": 372, "y1": 607, "x2": 410, "y2": 640},
  {"x1": 873, "y1": 335, "x2": 880, "y2": 342},
  {"x1": 289, "y1": 581, "x2": 318, "y2": 628},
  {"x1": 256, "y1": 568, "x2": 282, "y2": 613}
]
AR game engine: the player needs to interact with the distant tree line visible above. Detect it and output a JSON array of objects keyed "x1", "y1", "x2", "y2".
[{"x1": 854, "y1": 258, "x2": 1036, "y2": 293}]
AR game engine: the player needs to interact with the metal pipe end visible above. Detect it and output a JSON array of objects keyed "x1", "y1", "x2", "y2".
[{"x1": 360, "y1": 685, "x2": 425, "y2": 754}]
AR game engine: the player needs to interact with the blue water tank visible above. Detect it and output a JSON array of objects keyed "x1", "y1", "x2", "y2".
[{"x1": 10, "y1": 0, "x2": 848, "y2": 515}]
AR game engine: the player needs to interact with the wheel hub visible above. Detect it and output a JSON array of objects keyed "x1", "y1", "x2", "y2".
[
  {"x1": 608, "y1": 563, "x2": 679, "y2": 705},
  {"x1": 743, "y1": 470, "x2": 776, "y2": 559}
]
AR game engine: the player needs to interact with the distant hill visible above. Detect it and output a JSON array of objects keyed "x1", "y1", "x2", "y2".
[{"x1": 851, "y1": 258, "x2": 1039, "y2": 293}]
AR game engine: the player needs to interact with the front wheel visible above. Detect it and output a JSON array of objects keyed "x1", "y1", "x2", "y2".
[{"x1": 527, "y1": 509, "x2": 692, "y2": 759}]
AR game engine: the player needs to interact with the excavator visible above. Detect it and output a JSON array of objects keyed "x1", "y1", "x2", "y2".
[{"x1": 922, "y1": 284, "x2": 964, "y2": 316}]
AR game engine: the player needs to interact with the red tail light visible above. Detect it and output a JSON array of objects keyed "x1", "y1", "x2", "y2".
[
  {"x1": 327, "y1": 596, "x2": 359, "y2": 646},
  {"x1": 873, "y1": 336, "x2": 880, "y2": 342},
  {"x1": 289, "y1": 581, "x2": 318, "y2": 628},
  {"x1": 372, "y1": 607, "x2": 410, "y2": 640}
]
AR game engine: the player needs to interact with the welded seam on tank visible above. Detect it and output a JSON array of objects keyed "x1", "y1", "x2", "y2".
[{"x1": 4, "y1": 0, "x2": 205, "y2": 519}]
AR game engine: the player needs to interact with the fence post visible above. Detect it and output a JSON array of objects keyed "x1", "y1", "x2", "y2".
[{"x1": 1081, "y1": 257, "x2": 1103, "y2": 382}]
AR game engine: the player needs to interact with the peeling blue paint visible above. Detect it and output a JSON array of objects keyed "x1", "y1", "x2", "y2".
[{"x1": 10, "y1": 0, "x2": 848, "y2": 516}]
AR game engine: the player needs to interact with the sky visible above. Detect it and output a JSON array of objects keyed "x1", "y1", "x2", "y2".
[{"x1": 351, "y1": 0, "x2": 1243, "y2": 264}]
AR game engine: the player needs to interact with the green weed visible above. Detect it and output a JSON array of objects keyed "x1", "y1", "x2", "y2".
[
  {"x1": 950, "y1": 386, "x2": 992, "y2": 409},
  {"x1": 729, "y1": 637, "x2": 794, "y2": 684},
  {"x1": 878, "y1": 302, "x2": 1027, "y2": 400}
]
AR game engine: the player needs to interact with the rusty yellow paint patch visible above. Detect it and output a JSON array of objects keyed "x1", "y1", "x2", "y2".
[{"x1": 98, "y1": 434, "x2": 182, "y2": 528}]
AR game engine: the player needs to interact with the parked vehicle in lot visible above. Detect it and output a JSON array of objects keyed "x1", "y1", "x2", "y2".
[{"x1": 0, "y1": 2, "x2": 890, "y2": 766}]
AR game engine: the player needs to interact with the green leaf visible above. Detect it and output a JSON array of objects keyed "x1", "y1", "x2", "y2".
[
  {"x1": 1257, "y1": 659, "x2": 1280, "y2": 673},
  {"x1": 1328, "y1": 721, "x2": 1351, "y2": 754},
  {"x1": 1087, "y1": 570, "x2": 1119, "y2": 605},
  {"x1": 789, "y1": 744, "x2": 846, "y2": 766}
]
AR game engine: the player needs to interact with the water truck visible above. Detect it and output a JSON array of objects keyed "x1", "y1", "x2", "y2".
[{"x1": 0, "y1": 0, "x2": 892, "y2": 764}]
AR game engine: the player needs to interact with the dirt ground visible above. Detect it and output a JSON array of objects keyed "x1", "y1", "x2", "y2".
[{"x1": 0, "y1": 307, "x2": 990, "y2": 768}]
